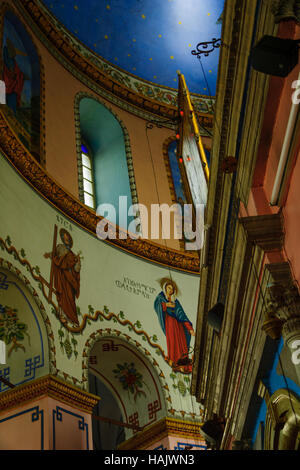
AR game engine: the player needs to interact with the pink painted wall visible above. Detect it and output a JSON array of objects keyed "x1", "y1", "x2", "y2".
[
  {"x1": 0, "y1": 396, "x2": 94, "y2": 450},
  {"x1": 241, "y1": 21, "x2": 300, "y2": 287},
  {"x1": 282, "y1": 147, "x2": 300, "y2": 288},
  {"x1": 247, "y1": 21, "x2": 300, "y2": 217},
  {"x1": 147, "y1": 435, "x2": 206, "y2": 450}
]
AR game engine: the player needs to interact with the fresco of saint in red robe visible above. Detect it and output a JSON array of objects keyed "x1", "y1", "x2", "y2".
[
  {"x1": 45, "y1": 229, "x2": 81, "y2": 326},
  {"x1": 154, "y1": 279, "x2": 195, "y2": 373},
  {"x1": 3, "y1": 38, "x2": 27, "y2": 113}
]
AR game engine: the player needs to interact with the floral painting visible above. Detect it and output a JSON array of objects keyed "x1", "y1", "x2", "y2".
[
  {"x1": 0, "y1": 304, "x2": 30, "y2": 357},
  {"x1": 113, "y1": 362, "x2": 147, "y2": 402}
]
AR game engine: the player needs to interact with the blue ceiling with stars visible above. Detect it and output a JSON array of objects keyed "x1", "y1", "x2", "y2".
[{"x1": 42, "y1": 0, "x2": 224, "y2": 95}]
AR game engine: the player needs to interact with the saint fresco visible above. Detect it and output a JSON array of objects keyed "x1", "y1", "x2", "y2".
[
  {"x1": 154, "y1": 278, "x2": 195, "y2": 373},
  {"x1": 2, "y1": 12, "x2": 41, "y2": 161},
  {"x1": 44, "y1": 227, "x2": 82, "y2": 326}
]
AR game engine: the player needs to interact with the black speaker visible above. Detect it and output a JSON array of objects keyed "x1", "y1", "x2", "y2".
[
  {"x1": 201, "y1": 420, "x2": 224, "y2": 449},
  {"x1": 207, "y1": 302, "x2": 224, "y2": 333},
  {"x1": 252, "y1": 35, "x2": 299, "y2": 77}
]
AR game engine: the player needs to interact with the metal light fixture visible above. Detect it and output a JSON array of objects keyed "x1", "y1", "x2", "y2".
[{"x1": 191, "y1": 38, "x2": 222, "y2": 58}]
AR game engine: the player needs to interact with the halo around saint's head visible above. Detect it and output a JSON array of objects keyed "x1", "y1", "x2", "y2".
[{"x1": 158, "y1": 278, "x2": 180, "y2": 297}]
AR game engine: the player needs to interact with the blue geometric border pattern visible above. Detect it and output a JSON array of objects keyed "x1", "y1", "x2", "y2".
[
  {"x1": 174, "y1": 442, "x2": 207, "y2": 450},
  {"x1": 0, "y1": 406, "x2": 44, "y2": 449},
  {"x1": 0, "y1": 367, "x2": 10, "y2": 392},
  {"x1": 154, "y1": 444, "x2": 167, "y2": 450},
  {"x1": 52, "y1": 406, "x2": 89, "y2": 450},
  {"x1": 0, "y1": 272, "x2": 9, "y2": 290},
  {"x1": 24, "y1": 355, "x2": 42, "y2": 379}
]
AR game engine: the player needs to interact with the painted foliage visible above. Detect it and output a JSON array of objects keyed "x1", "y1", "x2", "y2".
[
  {"x1": 0, "y1": 304, "x2": 29, "y2": 357},
  {"x1": 0, "y1": 269, "x2": 49, "y2": 392},
  {"x1": 2, "y1": 11, "x2": 40, "y2": 161}
]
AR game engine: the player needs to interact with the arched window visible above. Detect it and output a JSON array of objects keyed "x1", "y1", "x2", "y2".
[
  {"x1": 81, "y1": 143, "x2": 95, "y2": 209},
  {"x1": 77, "y1": 96, "x2": 136, "y2": 231}
]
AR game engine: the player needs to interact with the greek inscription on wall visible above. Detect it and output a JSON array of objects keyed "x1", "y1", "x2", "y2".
[{"x1": 115, "y1": 277, "x2": 156, "y2": 299}]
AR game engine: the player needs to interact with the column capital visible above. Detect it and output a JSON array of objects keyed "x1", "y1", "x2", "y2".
[
  {"x1": 271, "y1": 0, "x2": 300, "y2": 23},
  {"x1": 263, "y1": 281, "x2": 300, "y2": 341}
]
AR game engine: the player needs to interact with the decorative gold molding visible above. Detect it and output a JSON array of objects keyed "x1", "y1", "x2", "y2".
[
  {"x1": 0, "y1": 109, "x2": 200, "y2": 274},
  {"x1": 118, "y1": 417, "x2": 204, "y2": 450},
  {"x1": 0, "y1": 375, "x2": 100, "y2": 414}
]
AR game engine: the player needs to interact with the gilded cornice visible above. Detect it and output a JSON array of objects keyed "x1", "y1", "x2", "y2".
[
  {"x1": 118, "y1": 417, "x2": 203, "y2": 450},
  {"x1": 0, "y1": 109, "x2": 200, "y2": 274},
  {"x1": 0, "y1": 375, "x2": 100, "y2": 414},
  {"x1": 13, "y1": 0, "x2": 213, "y2": 131}
]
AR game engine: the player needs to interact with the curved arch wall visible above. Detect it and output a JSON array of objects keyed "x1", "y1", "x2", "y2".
[
  {"x1": 0, "y1": 151, "x2": 204, "y2": 446},
  {"x1": 0, "y1": 0, "x2": 210, "y2": 449},
  {"x1": 0, "y1": 267, "x2": 51, "y2": 390},
  {"x1": 0, "y1": 1, "x2": 188, "y2": 250},
  {"x1": 0, "y1": 0, "x2": 212, "y2": 251}
]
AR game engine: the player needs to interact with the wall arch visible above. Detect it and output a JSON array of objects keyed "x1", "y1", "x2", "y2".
[
  {"x1": 74, "y1": 92, "x2": 138, "y2": 225},
  {"x1": 81, "y1": 329, "x2": 171, "y2": 443},
  {"x1": 0, "y1": 258, "x2": 57, "y2": 390}
]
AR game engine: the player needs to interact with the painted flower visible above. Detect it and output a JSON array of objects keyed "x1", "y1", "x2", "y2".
[{"x1": 113, "y1": 362, "x2": 146, "y2": 401}]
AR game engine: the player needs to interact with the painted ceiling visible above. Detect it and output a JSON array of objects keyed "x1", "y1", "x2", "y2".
[{"x1": 41, "y1": 0, "x2": 224, "y2": 95}]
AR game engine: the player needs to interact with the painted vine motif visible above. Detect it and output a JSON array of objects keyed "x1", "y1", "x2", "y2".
[
  {"x1": 0, "y1": 304, "x2": 30, "y2": 356},
  {"x1": 113, "y1": 362, "x2": 147, "y2": 402},
  {"x1": 170, "y1": 372, "x2": 191, "y2": 397}
]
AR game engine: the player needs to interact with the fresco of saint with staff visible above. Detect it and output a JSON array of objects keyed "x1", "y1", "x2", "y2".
[{"x1": 44, "y1": 226, "x2": 82, "y2": 326}]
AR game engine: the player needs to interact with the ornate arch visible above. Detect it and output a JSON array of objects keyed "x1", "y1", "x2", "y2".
[
  {"x1": 81, "y1": 328, "x2": 172, "y2": 410},
  {"x1": 0, "y1": 257, "x2": 57, "y2": 378},
  {"x1": 74, "y1": 91, "x2": 139, "y2": 208}
]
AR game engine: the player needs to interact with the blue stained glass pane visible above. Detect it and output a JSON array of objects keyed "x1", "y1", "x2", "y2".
[
  {"x1": 204, "y1": 148, "x2": 211, "y2": 167},
  {"x1": 168, "y1": 141, "x2": 187, "y2": 205},
  {"x1": 81, "y1": 144, "x2": 89, "y2": 154}
]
